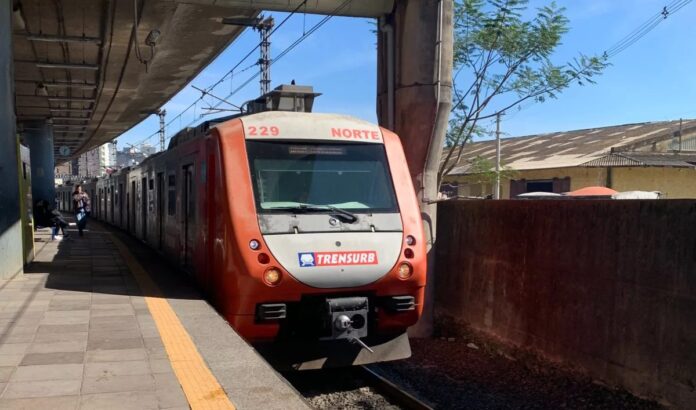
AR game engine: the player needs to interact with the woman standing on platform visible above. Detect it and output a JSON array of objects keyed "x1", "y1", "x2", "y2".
[{"x1": 72, "y1": 185, "x2": 91, "y2": 237}]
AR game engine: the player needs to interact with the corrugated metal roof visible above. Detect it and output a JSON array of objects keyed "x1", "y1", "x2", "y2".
[
  {"x1": 582, "y1": 152, "x2": 696, "y2": 168},
  {"x1": 444, "y1": 119, "x2": 696, "y2": 175}
]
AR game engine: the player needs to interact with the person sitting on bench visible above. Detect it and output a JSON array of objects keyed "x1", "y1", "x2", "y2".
[{"x1": 50, "y1": 209, "x2": 69, "y2": 240}]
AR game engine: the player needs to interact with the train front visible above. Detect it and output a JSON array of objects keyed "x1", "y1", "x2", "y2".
[{"x1": 218, "y1": 111, "x2": 426, "y2": 369}]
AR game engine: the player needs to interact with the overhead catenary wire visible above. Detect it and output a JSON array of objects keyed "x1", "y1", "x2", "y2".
[
  {"x1": 156, "y1": 0, "x2": 354, "y2": 147},
  {"x1": 127, "y1": 1, "x2": 312, "y2": 149},
  {"x1": 495, "y1": 0, "x2": 693, "y2": 128},
  {"x1": 203, "y1": 0, "x2": 354, "y2": 116}
]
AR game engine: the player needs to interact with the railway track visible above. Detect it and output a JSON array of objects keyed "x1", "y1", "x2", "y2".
[
  {"x1": 283, "y1": 365, "x2": 432, "y2": 409},
  {"x1": 358, "y1": 365, "x2": 433, "y2": 410}
]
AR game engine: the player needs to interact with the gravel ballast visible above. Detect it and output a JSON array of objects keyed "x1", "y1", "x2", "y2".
[
  {"x1": 284, "y1": 368, "x2": 401, "y2": 409},
  {"x1": 373, "y1": 336, "x2": 663, "y2": 409}
]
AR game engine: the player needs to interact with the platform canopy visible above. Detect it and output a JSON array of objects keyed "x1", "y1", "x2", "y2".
[{"x1": 11, "y1": 0, "x2": 394, "y2": 161}]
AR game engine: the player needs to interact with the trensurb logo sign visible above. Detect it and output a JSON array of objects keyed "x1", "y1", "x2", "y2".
[
  {"x1": 298, "y1": 253, "x2": 316, "y2": 267},
  {"x1": 298, "y1": 251, "x2": 378, "y2": 267}
]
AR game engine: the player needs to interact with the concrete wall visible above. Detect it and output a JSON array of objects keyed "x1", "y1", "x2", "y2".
[
  {"x1": 434, "y1": 200, "x2": 696, "y2": 408},
  {"x1": 613, "y1": 167, "x2": 696, "y2": 198},
  {"x1": 446, "y1": 166, "x2": 696, "y2": 199},
  {"x1": 448, "y1": 167, "x2": 607, "y2": 198}
]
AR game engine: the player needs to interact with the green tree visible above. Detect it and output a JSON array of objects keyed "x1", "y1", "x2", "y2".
[
  {"x1": 438, "y1": 0, "x2": 608, "y2": 183},
  {"x1": 468, "y1": 155, "x2": 518, "y2": 186}
]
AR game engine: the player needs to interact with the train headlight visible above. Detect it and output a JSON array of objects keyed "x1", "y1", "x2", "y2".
[
  {"x1": 397, "y1": 262, "x2": 413, "y2": 280},
  {"x1": 405, "y1": 235, "x2": 416, "y2": 246},
  {"x1": 249, "y1": 239, "x2": 261, "y2": 250},
  {"x1": 264, "y1": 267, "x2": 282, "y2": 286}
]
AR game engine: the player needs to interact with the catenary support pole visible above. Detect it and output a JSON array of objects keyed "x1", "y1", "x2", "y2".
[
  {"x1": 158, "y1": 110, "x2": 166, "y2": 152},
  {"x1": 378, "y1": 0, "x2": 453, "y2": 337},
  {"x1": 0, "y1": 0, "x2": 24, "y2": 279}
]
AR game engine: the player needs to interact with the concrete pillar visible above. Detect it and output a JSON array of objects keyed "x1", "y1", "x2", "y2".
[
  {"x1": 0, "y1": 0, "x2": 24, "y2": 279},
  {"x1": 377, "y1": 0, "x2": 453, "y2": 336},
  {"x1": 22, "y1": 121, "x2": 56, "y2": 205}
]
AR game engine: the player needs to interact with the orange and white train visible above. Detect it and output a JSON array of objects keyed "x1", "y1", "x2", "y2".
[{"x1": 57, "y1": 86, "x2": 426, "y2": 369}]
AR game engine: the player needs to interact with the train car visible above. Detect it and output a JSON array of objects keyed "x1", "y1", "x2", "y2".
[
  {"x1": 110, "y1": 168, "x2": 129, "y2": 230},
  {"x1": 61, "y1": 85, "x2": 427, "y2": 369}
]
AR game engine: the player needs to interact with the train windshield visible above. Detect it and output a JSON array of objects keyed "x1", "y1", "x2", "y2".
[{"x1": 246, "y1": 141, "x2": 399, "y2": 213}]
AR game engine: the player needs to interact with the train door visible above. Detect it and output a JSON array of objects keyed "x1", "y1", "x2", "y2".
[
  {"x1": 203, "y1": 151, "x2": 216, "y2": 292},
  {"x1": 119, "y1": 183, "x2": 124, "y2": 227},
  {"x1": 91, "y1": 189, "x2": 95, "y2": 216},
  {"x1": 130, "y1": 180, "x2": 136, "y2": 232},
  {"x1": 182, "y1": 164, "x2": 195, "y2": 269},
  {"x1": 98, "y1": 189, "x2": 103, "y2": 219},
  {"x1": 141, "y1": 177, "x2": 147, "y2": 240},
  {"x1": 157, "y1": 172, "x2": 164, "y2": 250},
  {"x1": 110, "y1": 185, "x2": 114, "y2": 224}
]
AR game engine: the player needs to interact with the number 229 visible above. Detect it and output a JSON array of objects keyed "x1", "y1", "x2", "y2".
[{"x1": 248, "y1": 126, "x2": 279, "y2": 136}]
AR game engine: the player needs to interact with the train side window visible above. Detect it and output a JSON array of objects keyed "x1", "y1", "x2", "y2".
[
  {"x1": 149, "y1": 179, "x2": 154, "y2": 190},
  {"x1": 167, "y1": 175, "x2": 176, "y2": 216}
]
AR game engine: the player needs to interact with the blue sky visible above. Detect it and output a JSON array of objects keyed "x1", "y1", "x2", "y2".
[{"x1": 116, "y1": 1, "x2": 696, "y2": 149}]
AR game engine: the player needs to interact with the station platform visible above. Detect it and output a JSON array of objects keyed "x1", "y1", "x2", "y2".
[{"x1": 0, "y1": 220, "x2": 309, "y2": 410}]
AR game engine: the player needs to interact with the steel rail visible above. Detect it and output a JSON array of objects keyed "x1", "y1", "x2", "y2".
[{"x1": 358, "y1": 366, "x2": 433, "y2": 410}]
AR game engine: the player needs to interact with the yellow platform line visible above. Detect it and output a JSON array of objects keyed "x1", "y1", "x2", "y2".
[{"x1": 110, "y1": 233, "x2": 235, "y2": 410}]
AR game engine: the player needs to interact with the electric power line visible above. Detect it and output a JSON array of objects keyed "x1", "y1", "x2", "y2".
[
  {"x1": 497, "y1": 0, "x2": 693, "y2": 126},
  {"x1": 605, "y1": 0, "x2": 692, "y2": 58},
  {"x1": 202, "y1": 0, "x2": 354, "y2": 118},
  {"x1": 127, "y1": 1, "x2": 313, "y2": 149}
]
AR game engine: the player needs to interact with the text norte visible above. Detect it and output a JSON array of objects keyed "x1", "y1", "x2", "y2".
[{"x1": 330, "y1": 128, "x2": 381, "y2": 141}]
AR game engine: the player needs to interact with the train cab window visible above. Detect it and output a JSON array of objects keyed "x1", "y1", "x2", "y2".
[
  {"x1": 167, "y1": 175, "x2": 176, "y2": 215},
  {"x1": 246, "y1": 141, "x2": 399, "y2": 213}
]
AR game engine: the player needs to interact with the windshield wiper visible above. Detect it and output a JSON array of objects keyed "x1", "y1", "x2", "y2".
[{"x1": 271, "y1": 203, "x2": 358, "y2": 223}]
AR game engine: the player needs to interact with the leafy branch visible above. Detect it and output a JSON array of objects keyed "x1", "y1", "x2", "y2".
[{"x1": 439, "y1": 0, "x2": 608, "y2": 185}]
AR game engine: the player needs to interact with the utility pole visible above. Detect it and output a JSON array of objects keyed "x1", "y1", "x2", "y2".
[
  {"x1": 157, "y1": 109, "x2": 166, "y2": 152},
  {"x1": 494, "y1": 112, "x2": 502, "y2": 199},
  {"x1": 679, "y1": 118, "x2": 683, "y2": 151}
]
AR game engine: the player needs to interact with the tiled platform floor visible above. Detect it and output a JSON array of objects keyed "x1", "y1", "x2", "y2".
[
  {"x1": 0, "y1": 227, "x2": 189, "y2": 409},
  {"x1": 0, "y1": 222, "x2": 308, "y2": 410}
]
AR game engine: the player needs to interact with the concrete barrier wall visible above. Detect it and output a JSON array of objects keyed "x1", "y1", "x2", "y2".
[{"x1": 434, "y1": 200, "x2": 696, "y2": 407}]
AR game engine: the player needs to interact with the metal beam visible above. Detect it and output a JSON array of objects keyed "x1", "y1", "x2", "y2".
[
  {"x1": 44, "y1": 83, "x2": 97, "y2": 90},
  {"x1": 51, "y1": 117, "x2": 90, "y2": 121},
  {"x1": 16, "y1": 79, "x2": 97, "y2": 87},
  {"x1": 25, "y1": 34, "x2": 102, "y2": 45},
  {"x1": 35, "y1": 62, "x2": 99, "y2": 70},
  {"x1": 178, "y1": 0, "x2": 395, "y2": 17},
  {"x1": 50, "y1": 108, "x2": 94, "y2": 113},
  {"x1": 47, "y1": 97, "x2": 95, "y2": 102}
]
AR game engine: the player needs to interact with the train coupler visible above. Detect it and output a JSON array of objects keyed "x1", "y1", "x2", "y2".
[{"x1": 321, "y1": 296, "x2": 369, "y2": 342}]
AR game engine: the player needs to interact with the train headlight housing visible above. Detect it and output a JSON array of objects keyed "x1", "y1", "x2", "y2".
[
  {"x1": 249, "y1": 239, "x2": 261, "y2": 250},
  {"x1": 257, "y1": 253, "x2": 270, "y2": 264},
  {"x1": 264, "y1": 267, "x2": 282, "y2": 286},
  {"x1": 405, "y1": 235, "x2": 416, "y2": 246},
  {"x1": 397, "y1": 262, "x2": 413, "y2": 280}
]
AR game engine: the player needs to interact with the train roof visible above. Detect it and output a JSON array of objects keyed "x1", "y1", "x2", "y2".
[{"x1": 167, "y1": 114, "x2": 240, "y2": 150}]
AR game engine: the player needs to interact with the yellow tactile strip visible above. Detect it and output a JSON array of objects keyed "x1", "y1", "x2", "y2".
[{"x1": 110, "y1": 233, "x2": 235, "y2": 410}]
